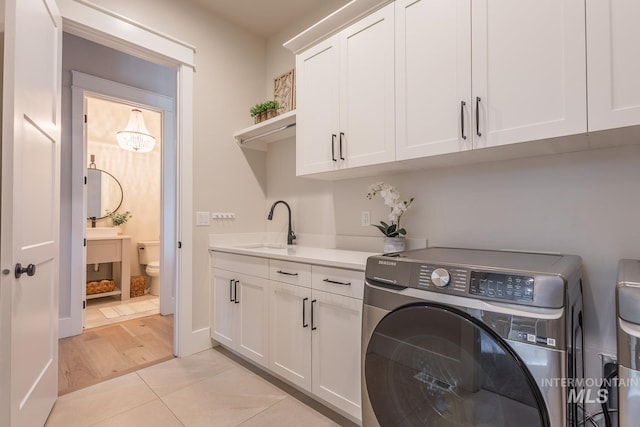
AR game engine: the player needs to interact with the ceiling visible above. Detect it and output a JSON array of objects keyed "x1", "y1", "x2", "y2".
[{"x1": 189, "y1": 0, "x2": 350, "y2": 38}]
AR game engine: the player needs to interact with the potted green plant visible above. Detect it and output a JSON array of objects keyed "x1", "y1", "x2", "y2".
[
  {"x1": 250, "y1": 100, "x2": 280, "y2": 124},
  {"x1": 366, "y1": 182, "x2": 414, "y2": 253},
  {"x1": 105, "y1": 210, "x2": 132, "y2": 234}
]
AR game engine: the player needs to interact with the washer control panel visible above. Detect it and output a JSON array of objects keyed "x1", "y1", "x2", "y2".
[
  {"x1": 469, "y1": 271, "x2": 534, "y2": 303},
  {"x1": 416, "y1": 264, "x2": 468, "y2": 293}
]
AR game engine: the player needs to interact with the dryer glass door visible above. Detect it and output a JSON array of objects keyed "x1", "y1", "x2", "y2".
[{"x1": 365, "y1": 303, "x2": 549, "y2": 427}]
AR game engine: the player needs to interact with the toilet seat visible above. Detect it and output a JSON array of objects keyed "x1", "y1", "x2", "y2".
[{"x1": 146, "y1": 261, "x2": 160, "y2": 275}]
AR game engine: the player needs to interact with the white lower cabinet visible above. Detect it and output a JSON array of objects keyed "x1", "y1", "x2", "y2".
[
  {"x1": 210, "y1": 267, "x2": 269, "y2": 368},
  {"x1": 210, "y1": 251, "x2": 363, "y2": 422},
  {"x1": 269, "y1": 264, "x2": 363, "y2": 421}
]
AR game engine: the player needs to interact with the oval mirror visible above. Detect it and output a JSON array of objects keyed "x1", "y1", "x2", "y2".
[{"x1": 86, "y1": 168, "x2": 123, "y2": 219}]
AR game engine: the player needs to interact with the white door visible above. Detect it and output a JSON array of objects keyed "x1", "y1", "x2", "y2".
[
  {"x1": 340, "y1": 4, "x2": 395, "y2": 168},
  {"x1": 586, "y1": 0, "x2": 640, "y2": 131},
  {"x1": 210, "y1": 268, "x2": 237, "y2": 349},
  {"x1": 395, "y1": 0, "x2": 472, "y2": 160},
  {"x1": 311, "y1": 290, "x2": 362, "y2": 421},
  {"x1": 0, "y1": 0, "x2": 62, "y2": 426},
  {"x1": 236, "y1": 274, "x2": 269, "y2": 368},
  {"x1": 472, "y1": 0, "x2": 587, "y2": 148},
  {"x1": 269, "y1": 281, "x2": 311, "y2": 391},
  {"x1": 296, "y1": 35, "x2": 341, "y2": 176}
]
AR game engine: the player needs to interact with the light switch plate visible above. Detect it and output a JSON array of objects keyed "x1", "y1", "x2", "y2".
[{"x1": 196, "y1": 211, "x2": 210, "y2": 226}]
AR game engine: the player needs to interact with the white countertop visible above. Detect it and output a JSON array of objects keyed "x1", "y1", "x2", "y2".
[{"x1": 210, "y1": 242, "x2": 378, "y2": 271}]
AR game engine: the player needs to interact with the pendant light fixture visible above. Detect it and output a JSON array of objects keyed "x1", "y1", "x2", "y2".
[{"x1": 116, "y1": 109, "x2": 156, "y2": 153}]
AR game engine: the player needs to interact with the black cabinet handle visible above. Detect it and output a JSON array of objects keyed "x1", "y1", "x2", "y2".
[
  {"x1": 229, "y1": 279, "x2": 234, "y2": 302},
  {"x1": 234, "y1": 280, "x2": 239, "y2": 304},
  {"x1": 276, "y1": 270, "x2": 298, "y2": 276},
  {"x1": 339, "y1": 132, "x2": 345, "y2": 160},
  {"x1": 302, "y1": 297, "x2": 309, "y2": 328},
  {"x1": 15, "y1": 263, "x2": 36, "y2": 279},
  {"x1": 460, "y1": 101, "x2": 467, "y2": 140},
  {"x1": 475, "y1": 97, "x2": 482, "y2": 137},
  {"x1": 322, "y1": 278, "x2": 351, "y2": 286},
  {"x1": 311, "y1": 299, "x2": 317, "y2": 330},
  {"x1": 331, "y1": 134, "x2": 337, "y2": 162}
]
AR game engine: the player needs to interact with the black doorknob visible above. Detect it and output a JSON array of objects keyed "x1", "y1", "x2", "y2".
[{"x1": 15, "y1": 263, "x2": 36, "y2": 279}]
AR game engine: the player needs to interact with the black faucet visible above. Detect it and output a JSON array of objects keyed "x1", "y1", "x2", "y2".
[
  {"x1": 90, "y1": 217, "x2": 97, "y2": 228},
  {"x1": 267, "y1": 200, "x2": 296, "y2": 245}
]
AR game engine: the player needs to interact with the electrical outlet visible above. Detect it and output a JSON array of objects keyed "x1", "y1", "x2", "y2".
[{"x1": 361, "y1": 210, "x2": 371, "y2": 226}]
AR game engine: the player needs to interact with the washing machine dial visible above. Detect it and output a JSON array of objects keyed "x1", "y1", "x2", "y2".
[{"x1": 431, "y1": 268, "x2": 451, "y2": 287}]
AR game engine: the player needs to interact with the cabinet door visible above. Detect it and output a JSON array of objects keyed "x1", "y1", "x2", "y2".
[
  {"x1": 269, "y1": 281, "x2": 312, "y2": 391},
  {"x1": 311, "y1": 289, "x2": 362, "y2": 420},
  {"x1": 296, "y1": 35, "x2": 341, "y2": 176},
  {"x1": 340, "y1": 4, "x2": 395, "y2": 168},
  {"x1": 587, "y1": 0, "x2": 640, "y2": 131},
  {"x1": 236, "y1": 274, "x2": 269, "y2": 368},
  {"x1": 210, "y1": 268, "x2": 237, "y2": 349},
  {"x1": 396, "y1": 0, "x2": 472, "y2": 160},
  {"x1": 472, "y1": 0, "x2": 586, "y2": 148}
]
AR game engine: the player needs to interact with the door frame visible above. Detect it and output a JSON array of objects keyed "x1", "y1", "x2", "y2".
[
  {"x1": 70, "y1": 71, "x2": 176, "y2": 328},
  {"x1": 58, "y1": 0, "x2": 200, "y2": 357}
]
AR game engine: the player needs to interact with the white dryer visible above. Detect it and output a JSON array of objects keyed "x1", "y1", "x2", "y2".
[{"x1": 362, "y1": 247, "x2": 584, "y2": 426}]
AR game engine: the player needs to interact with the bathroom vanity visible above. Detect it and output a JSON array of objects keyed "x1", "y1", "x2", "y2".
[{"x1": 86, "y1": 235, "x2": 131, "y2": 300}]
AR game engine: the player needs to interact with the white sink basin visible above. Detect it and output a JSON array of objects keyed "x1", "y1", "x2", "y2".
[
  {"x1": 86, "y1": 227, "x2": 118, "y2": 238},
  {"x1": 233, "y1": 243, "x2": 288, "y2": 250}
]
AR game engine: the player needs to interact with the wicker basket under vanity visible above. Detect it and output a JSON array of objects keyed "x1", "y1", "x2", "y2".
[
  {"x1": 86, "y1": 279, "x2": 116, "y2": 295},
  {"x1": 130, "y1": 275, "x2": 146, "y2": 298}
]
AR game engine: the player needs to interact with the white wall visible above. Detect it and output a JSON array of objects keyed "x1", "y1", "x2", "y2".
[{"x1": 265, "y1": 6, "x2": 640, "y2": 386}]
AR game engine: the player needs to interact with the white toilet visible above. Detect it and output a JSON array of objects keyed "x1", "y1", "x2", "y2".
[{"x1": 137, "y1": 240, "x2": 160, "y2": 296}]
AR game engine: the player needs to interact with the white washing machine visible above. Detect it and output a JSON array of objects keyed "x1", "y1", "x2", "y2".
[{"x1": 362, "y1": 247, "x2": 584, "y2": 426}]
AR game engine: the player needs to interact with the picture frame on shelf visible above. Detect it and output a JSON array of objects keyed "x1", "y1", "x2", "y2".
[{"x1": 273, "y1": 68, "x2": 295, "y2": 113}]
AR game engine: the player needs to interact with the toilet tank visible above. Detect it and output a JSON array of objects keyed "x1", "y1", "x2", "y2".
[{"x1": 137, "y1": 240, "x2": 160, "y2": 264}]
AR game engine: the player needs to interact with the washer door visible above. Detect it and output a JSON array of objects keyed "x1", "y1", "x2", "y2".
[{"x1": 365, "y1": 303, "x2": 550, "y2": 427}]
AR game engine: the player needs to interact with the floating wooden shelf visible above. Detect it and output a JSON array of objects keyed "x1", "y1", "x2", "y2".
[{"x1": 234, "y1": 110, "x2": 296, "y2": 151}]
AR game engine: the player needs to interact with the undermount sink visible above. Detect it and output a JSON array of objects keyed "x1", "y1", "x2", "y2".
[
  {"x1": 233, "y1": 243, "x2": 288, "y2": 250},
  {"x1": 86, "y1": 227, "x2": 118, "y2": 238}
]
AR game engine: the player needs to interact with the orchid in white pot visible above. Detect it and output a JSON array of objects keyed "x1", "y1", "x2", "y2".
[{"x1": 366, "y1": 182, "x2": 414, "y2": 252}]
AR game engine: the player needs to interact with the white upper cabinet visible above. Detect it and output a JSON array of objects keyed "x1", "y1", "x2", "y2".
[
  {"x1": 586, "y1": 0, "x2": 640, "y2": 131},
  {"x1": 339, "y1": 5, "x2": 395, "y2": 169},
  {"x1": 296, "y1": 36, "x2": 341, "y2": 175},
  {"x1": 396, "y1": 0, "x2": 587, "y2": 160},
  {"x1": 472, "y1": 0, "x2": 587, "y2": 148},
  {"x1": 396, "y1": 0, "x2": 472, "y2": 160},
  {"x1": 296, "y1": 4, "x2": 395, "y2": 176}
]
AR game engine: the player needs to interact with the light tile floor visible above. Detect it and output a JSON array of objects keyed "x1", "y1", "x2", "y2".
[
  {"x1": 85, "y1": 294, "x2": 160, "y2": 329},
  {"x1": 46, "y1": 347, "x2": 358, "y2": 427}
]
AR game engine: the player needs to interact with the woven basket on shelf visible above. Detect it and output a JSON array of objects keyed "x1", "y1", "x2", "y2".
[
  {"x1": 86, "y1": 279, "x2": 116, "y2": 295},
  {"x1": 130, "y1": 275, "x2": 146, "y2": 298}
]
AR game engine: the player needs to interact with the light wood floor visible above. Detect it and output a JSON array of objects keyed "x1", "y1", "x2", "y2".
[{"x1": 58, "y1": 314, "x2": 174, "y2": 395}]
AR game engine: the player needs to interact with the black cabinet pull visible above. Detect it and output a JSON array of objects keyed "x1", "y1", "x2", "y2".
[
  {"x1": 339, "y1": 132, "x2": 345, "y2": 160},
  {"x1": 322, "y1": 278, "x2": 351, "y2": 286},
  {"x1": 475, "y1": 96, "x2": 482, "y2": 137},
  {"x1": 302, "y1": 297, "x2": 309, "y2": 328},
  {"x1": 311, "y1": 299, "x2": 317, "y2": 330},
  {"x1": 234, "y1": 280, "x2": 239, "y2": 304},
  {"x1": 14, "y1": 263, "x2": 36, "y2": 279},
  {"x1": 229, "y1": 279, "x2": 234, "y2": 302},
  {"x1": 460, "y1": 100, "x2": 467, "y2": 140},
  {"x1": 276, "y1": 270, "x2": 298, "y2": 276},
  {"x1": 331, "y1": 134, "x2": 337, "y2": 162}
]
